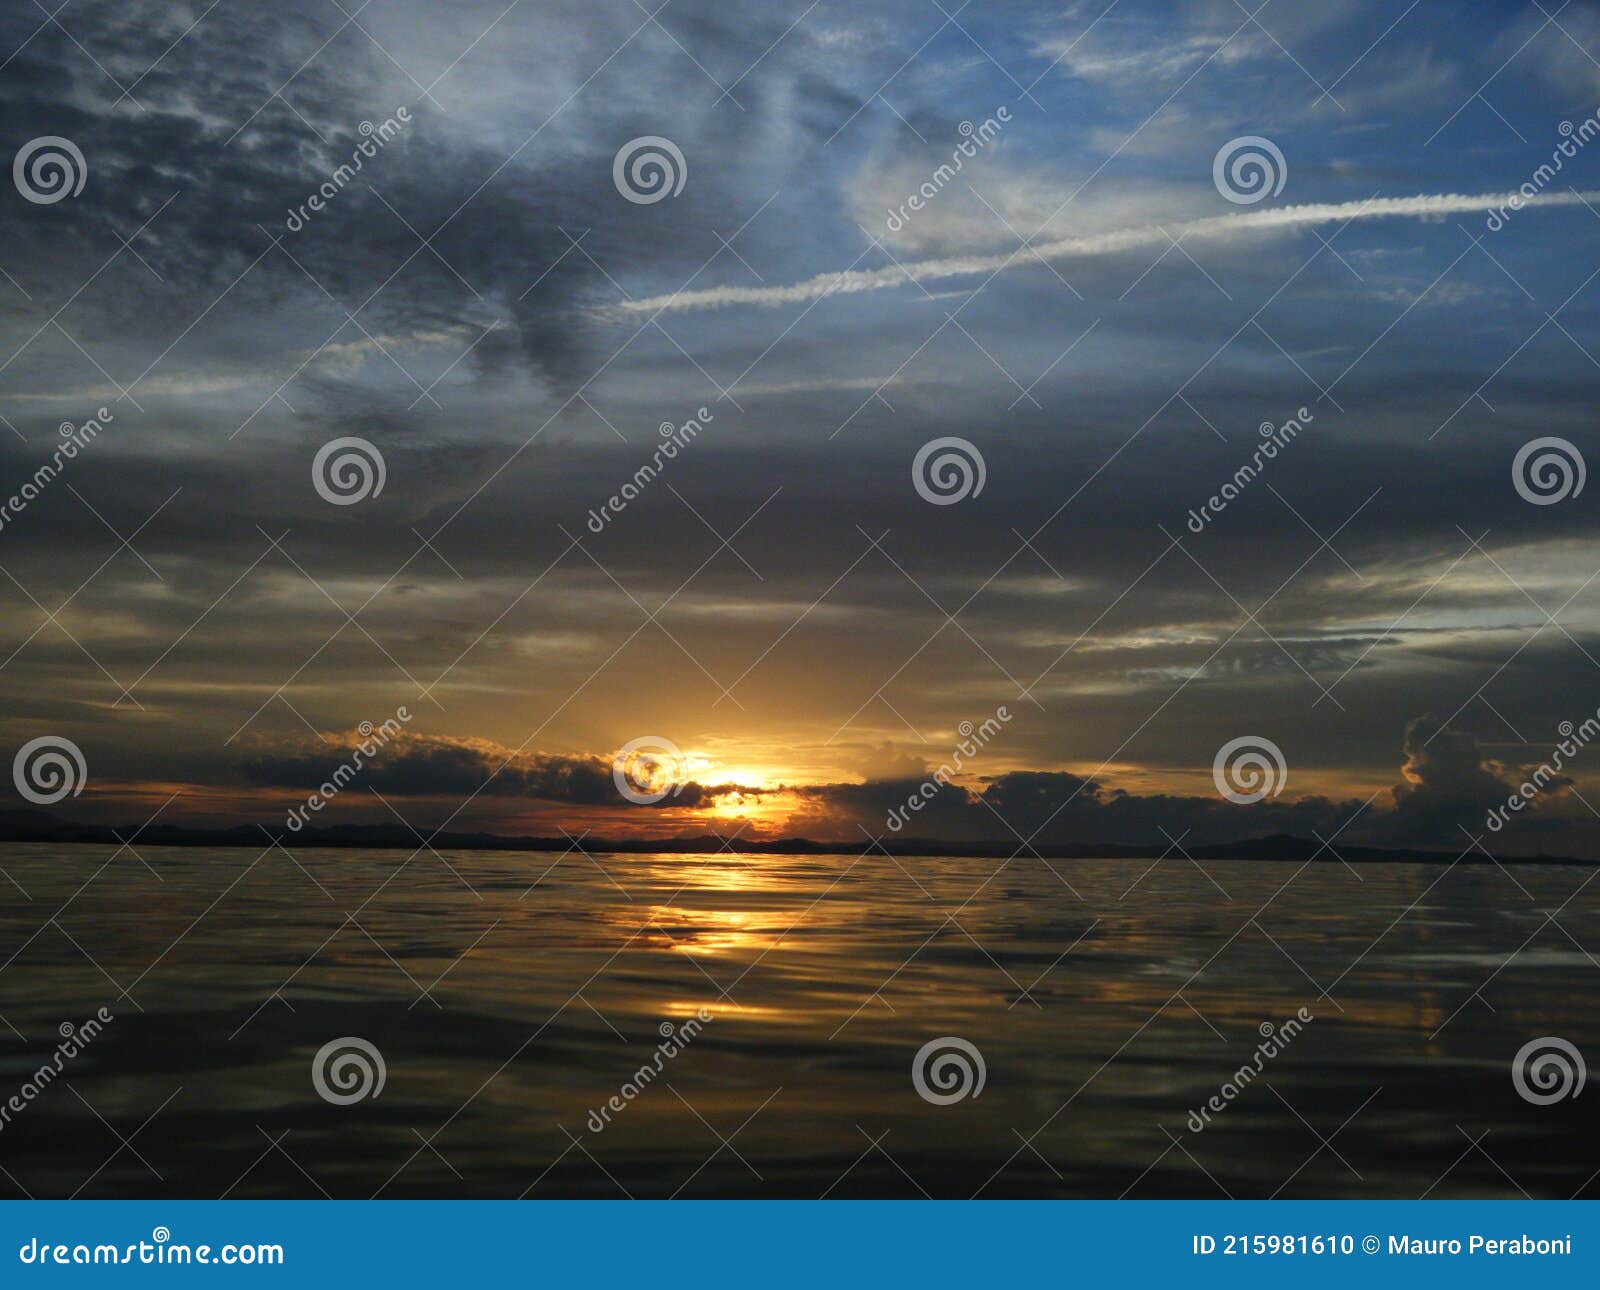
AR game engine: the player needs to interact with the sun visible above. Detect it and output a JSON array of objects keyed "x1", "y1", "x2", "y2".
[{"x1": 711, "y1": 766, "x2": 771, "y2": 791}]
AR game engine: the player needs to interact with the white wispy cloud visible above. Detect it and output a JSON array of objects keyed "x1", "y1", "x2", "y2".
[{"x1": 617, "y1": 190, "x2": 1600, "y2": 315}]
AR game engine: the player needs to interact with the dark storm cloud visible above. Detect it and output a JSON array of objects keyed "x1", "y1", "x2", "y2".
[
  {"x1": 733, "y1": 719, "x2": 1580, "y2": 849},
  {"x1": 0, "y1": 0, "x2": 876, "y2": 393},
  {"x1": 0, "y1": 23, "x2": 586, "y2": 383},
  {"x1": 1386, "y1": 712, "x2": 1588, "y2": 845},
  {"x1": 790, "y1": 766, "x2": 1357, "y2": 847},
  {"x1": 235, "y1": 730, "x2": 761, "y2": 809}
]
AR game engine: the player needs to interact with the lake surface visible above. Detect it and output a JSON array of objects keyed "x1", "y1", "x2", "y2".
[{"x1": 0, "y1": 843, "x2": 1595, "y2": 1198}]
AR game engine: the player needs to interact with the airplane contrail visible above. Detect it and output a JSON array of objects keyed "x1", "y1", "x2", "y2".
[{"x1": 615, "y1": 189, "x2": 1600, "y2": 315}]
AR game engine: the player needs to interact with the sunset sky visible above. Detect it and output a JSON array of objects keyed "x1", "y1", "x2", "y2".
[{"x1": 2, "y1": 0, "x2": 1599, "y2": 854}]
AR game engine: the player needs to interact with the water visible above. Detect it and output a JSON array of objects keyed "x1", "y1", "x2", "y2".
[{"x1": 0, "y1": 843, "x2": 1595, "y2": 1198}]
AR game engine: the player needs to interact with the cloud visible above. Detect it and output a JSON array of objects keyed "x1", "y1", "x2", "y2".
[
  {"x1": 792, "y1": 767, "x2": 1355, "y2": 846},
  {"x1": 779, "y1": 717, "x2": 1593, "y2": 850},
  {"x1": 236, "y1": 730, "x2": 763, "y2": 809},
  {"x1": 1389, "y1": 713, "x2": 1574, "y2": 842},
  {"x1": 1028, "y1": 25, "x2": 1269, "y2": 88},
  {"x1": 617, "y1": 191, "x2": 1600, "y2": 313}
]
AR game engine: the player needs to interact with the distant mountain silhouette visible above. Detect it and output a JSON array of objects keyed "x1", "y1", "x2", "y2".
[{"x1": 0, "y1": 808, "x2": 1589, "y2": 864}]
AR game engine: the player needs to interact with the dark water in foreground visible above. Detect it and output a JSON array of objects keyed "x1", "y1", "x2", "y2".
[{"x1": 0, "y1": 843, "x2": 1596, "y2": 1198}]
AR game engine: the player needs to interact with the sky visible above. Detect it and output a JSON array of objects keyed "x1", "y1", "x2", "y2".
[{"x1": 1, "y1": 0, "x2": 1599, "y2": 855}]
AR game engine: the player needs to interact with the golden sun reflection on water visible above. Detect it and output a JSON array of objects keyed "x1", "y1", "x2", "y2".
[{"x1": 2, "y1": 843, "x2": 1593, "y2": 1197}]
